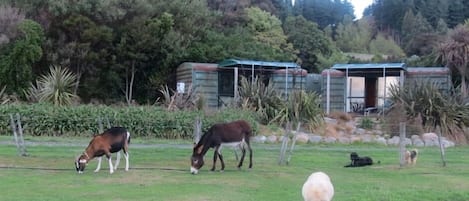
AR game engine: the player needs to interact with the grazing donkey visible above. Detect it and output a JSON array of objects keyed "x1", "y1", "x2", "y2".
[{"x1": 190, "y1": 120, "x2": 253, "y2": 174}]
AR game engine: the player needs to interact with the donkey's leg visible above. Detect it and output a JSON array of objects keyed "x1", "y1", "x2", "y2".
[
  {"x1": 237, "y1": 143, "x2": 246, "y2": 169},
  {"x1": 211, "y1": 147, "x2": 219, "y2": 171},
  {"x1": 218, "y1": 147, "x2": 225, "y2": 172},
  {"x1": 246, "y1": 140, "x2": 253, "y2": 169},
  {"x1": 94, "y1": 156, "x2": 102, "y2": 172}
]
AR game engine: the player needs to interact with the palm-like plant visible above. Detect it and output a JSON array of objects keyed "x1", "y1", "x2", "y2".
[
  {"x1": 286, "y1": 90, "x2": 324, "y2": 131},
  {"x1": 238, "y1": 76, "x2": 284, "y2": 124},
  {"x1": 437, "y1": 25, "x2": 469, "y2": 97},
  {"x1": 0, "y1": 85, "x2": 10, "y2": 104},
  {"x1": 389, "y1": 80, "x2": 469, "y2": 134},
  {"x1": 158, "y1": 84, "x2": 200, "y2": 111},
  {"x1": 390, "y1": 80, "x2": 469, "y2": 166},
  {"x1": 36, "y1": 66, "x2": 78, "y2": 106},
  {"x1": 238, "y1": 76, "x2": 323, "y2": 129}
]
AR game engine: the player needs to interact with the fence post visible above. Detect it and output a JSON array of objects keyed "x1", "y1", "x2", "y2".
[
  {"x1": 105, "y1": 116, "x2": 111, "y2": 128},
  {"x1": 9, "y1": 114, "x2": 21, "y2": 155},
  {"x1": 10, "y1": 113, "x2": 28, "y2": 156},
  {"x1": 193, "y1": 117, "x2": 202, "y2": 143},
  {"x1": 97, "y1": 117, "x2": 104, "y2": 133},
  {"x1": 399, "y1": 122, "x2": 406, "y2": 168},
  {"x1": 16, "y1": 113, "x2": 27, "y2": 156},
  {"x1": 286, "y1": 122, "x2": 301, "y2": 165},
  {"x1": 436, "y1": 126, "x2": 447, "y2": 167},
  {"x1": 278, "y1": 121, "x2": 291, "y2": 165}
]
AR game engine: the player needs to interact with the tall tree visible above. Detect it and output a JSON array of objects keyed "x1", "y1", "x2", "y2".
[
  {"x1": 447, "y1": 0, "x2": 465, "y2": 28},
  {"x1": 244, "y1": 6, "x2": 297, "y2": 61},
  {"x1": 0, "y1": 19, "x2": 44, "y2": 95},
  {"x1": 283, "y1": 15, "x2": 334, "y2": 72},
  {"x1": 401, "y1": 10, "x2": 433, "y2": 55},
  {"x1": 334, "y1": 16, "x2": 373, "y2": 53},
  {"x1": 0, "y1": 5, "x2": 25, "y2": 45},
  {"x1": 293, "y1": 0, "x2": 354, "y2": 29},
  {"x1": 369, "y1": 33, "x2": 405, "y2": 57},
  {"x1": 116, "y1": 13, "x2": 175, "y2": 104}
]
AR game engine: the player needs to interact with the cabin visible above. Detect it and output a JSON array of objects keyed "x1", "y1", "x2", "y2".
[
  {"x1": 176, "y1": 62, "x2": 219, "y2": 108},
  {"x1": 176, "y1": 59, "x2": 307, "y2": 108},
  {"x1": 321, "y1": 63, "x2": 451, "y2": 115}
]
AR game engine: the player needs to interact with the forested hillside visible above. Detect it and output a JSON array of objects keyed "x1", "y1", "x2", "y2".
[{"x1": 0, "y1": 0, "x2": 468, "y2": 104}]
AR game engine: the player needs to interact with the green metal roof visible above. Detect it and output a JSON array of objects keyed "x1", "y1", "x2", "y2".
[
  {"x1": 332, "y1": 63, "x2": 406, "y2": 70},
  {"x1": 218, "y1": 59, "x2": 300, "y2": 68}
]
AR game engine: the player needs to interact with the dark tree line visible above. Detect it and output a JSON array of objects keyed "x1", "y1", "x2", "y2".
[{"x1": 0, "y1": 0, "x2": 468, "y2": 104}]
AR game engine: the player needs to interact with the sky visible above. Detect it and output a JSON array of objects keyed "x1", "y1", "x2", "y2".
[{"x1": 350, "y1": 0, "x2": 373, "y2": 19}]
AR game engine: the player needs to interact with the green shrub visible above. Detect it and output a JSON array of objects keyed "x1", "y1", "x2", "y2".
[
  {"x1": 0, "y1": 103, "x2": 258, "y2": 138},
  {"x1": 358, "y1": 117, "x2": 373, "y2": 129}
]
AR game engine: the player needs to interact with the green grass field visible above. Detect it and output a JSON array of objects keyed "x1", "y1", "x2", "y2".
[{"x1": 1, "y1": 136, "x2": 468, "y2": 201}]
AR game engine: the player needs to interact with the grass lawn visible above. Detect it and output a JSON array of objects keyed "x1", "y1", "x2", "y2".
[{"x1": 1, "y1": 136, "x2": 468, "y2": 201}]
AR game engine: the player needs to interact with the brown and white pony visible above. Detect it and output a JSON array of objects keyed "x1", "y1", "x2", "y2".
[{"x1": 190, "y1": 120, "x2": 253, "y2": 174}]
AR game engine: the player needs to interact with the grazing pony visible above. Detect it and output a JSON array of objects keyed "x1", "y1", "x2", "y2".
[
  {"x1": 190, "y1": 120, "x2": 253, "y2": 174},
  {"x1": 344, "y1": 152, "x2": 377, "y2": 167},
  {"x1": 75, "y1": 127, "x2": 130, "y2": 174},
  {"x1": 302, "y1": 171, "x2": 334, "y2": 201}
]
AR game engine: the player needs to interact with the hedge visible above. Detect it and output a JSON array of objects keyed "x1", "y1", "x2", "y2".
[{"x1": 0, "y1": 103, "x2": 258, "y2": 139}]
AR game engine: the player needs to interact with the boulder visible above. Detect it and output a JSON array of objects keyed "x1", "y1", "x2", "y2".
[
  {"x1": 361, "y1": 134, "x2": 374, "y2": 143},
  {"x1": 387, "y1": 136, "x2": 400, "y2": 146},
  {"x1": 350, "y1": 135, "x2": 362, "y2": 143},
  {"x1": 338, "y1": 137, "x2": 351, "y2": 144},
  {"x1": 266, "y1": 135, "x2": 278, "y2": 143},
  {"x1": 252, "y1": 135, "x2": 266, "y2": 143},
  {"x1": 295, "y1": 133, "x2": 309, "y2": 144},
  {"x1": 308, "y1": 135, "x2": 322, "y2": 144},
  {"x1": 422, "y1": 133, "x2": 439, "y2": 146},
  {"x1": 412, "y1": 138, "x2": 425, "y2": 147},
  {"x1": 324, "y1": 137, "x2": 337, "y2": 143},
  {"x1": 374, "y1": 137, "x2": 387, "y2": 145}
]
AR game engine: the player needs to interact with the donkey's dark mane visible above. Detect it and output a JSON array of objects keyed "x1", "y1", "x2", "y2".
[{"x1": 194, "y1": 127, "x2": 216, "y2": 156}]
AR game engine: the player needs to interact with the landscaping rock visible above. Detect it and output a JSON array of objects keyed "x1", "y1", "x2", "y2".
[
  {"x1": 361, "y1": 134, "x2": 374, "y2": 143},
  {"x1": 266, "y1": 135, "x2": 277, "y2": 143},
  {"x1": 422, "y1": 133, "x2": 439, "y2": 146},
  {"x1": 324, "y1": 137, "x2": 337, "y2": 143},
  {"x1": 338, "y1": 137, "x2": 351, "y2": 144},
  {"x1": 374, "y1": 137, "x2": 387, "y2": 145},
  {"x1": 252, "y1": 135, "x2": 266, "y2": 143},
  {"x1": 387, "y1": 136, "x2": 400, "y2": 146},
  {"x1": 354, "y1": 128, "x2": 366, "y2": 135},
  {"x1": 350, "y1": 135, "x2": 362, "y2": 143},
  {"x1": 295, "y1": 133, "x2": 309, "y2": 144},
  {"x1": 442, "y1": 139, "x2": 455, "y2": 148},
  {"x1": 308, "y1": 135, "x2": 322, "y2": 144},
  {"x1": 412, "y1": 138, "x2": 425, "y2": 147}
]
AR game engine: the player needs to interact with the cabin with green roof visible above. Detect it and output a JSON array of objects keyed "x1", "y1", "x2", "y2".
[
  {"x1": 321, "y1": 63, "x2": 451, "y2": 115},
  {"x1": 176, "y1": 59, "x2": 307, "y2": 108}
]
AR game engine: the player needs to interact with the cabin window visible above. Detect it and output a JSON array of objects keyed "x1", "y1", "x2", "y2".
[{"x1": 218, "y1": 70, "x2": 234, "y2": 97}]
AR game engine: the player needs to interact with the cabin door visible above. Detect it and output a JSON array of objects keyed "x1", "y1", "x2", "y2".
[{"x1": 364, "y1": 77, "x2": 377, "y2": 108}]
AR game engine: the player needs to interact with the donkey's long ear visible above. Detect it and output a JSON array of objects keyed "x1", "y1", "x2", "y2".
[{"x1": 196, "y1": 145, "x2": 204, "y2": 154}]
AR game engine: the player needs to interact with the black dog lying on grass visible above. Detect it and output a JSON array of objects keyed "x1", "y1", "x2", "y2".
[{"x1": 344, "y1": 152, "x2": 379, "y2": 167}]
